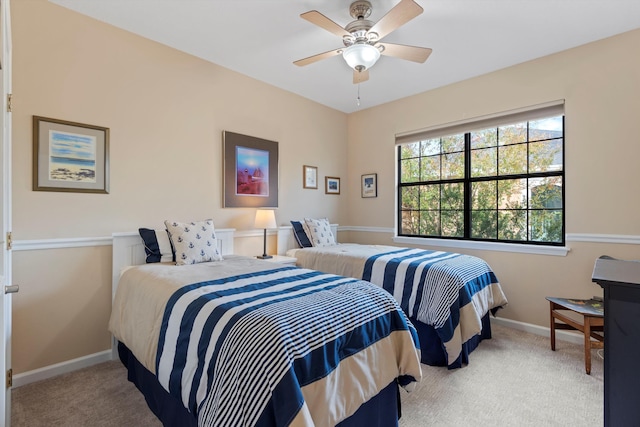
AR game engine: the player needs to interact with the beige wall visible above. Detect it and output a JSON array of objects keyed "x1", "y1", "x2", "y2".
[
  {"x1": 346, "y1": 29, "x2": 640, "y2": 326},
  {"x1": 11, "y1": 0, "x2": 640, "y2": 375},
  {"x1": 12, "y1": 0, "x2": 348, "y2": 374},
  {"x1": 13, "y1": 247, "x2": 112, "y2": 373}
]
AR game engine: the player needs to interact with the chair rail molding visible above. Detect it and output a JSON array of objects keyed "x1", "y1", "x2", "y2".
[
  {"x1": 13, "y1": 236, "x2": 112, "y2": 251},
  {"x1": 11, "y1": 231, "x2": 638, "y2": 252}
]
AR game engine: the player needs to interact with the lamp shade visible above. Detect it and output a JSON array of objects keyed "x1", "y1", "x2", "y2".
[
  {"x1": 342, "y1": 43, "x2": 381, "y2": 71},
  {"x1": 255, "y1": 209, "x2": 277, "y2": 229}
]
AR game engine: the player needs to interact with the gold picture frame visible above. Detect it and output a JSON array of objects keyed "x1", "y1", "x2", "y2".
[
  {"x1": 325, "y1": 176, "x2": 340, "y2": 195},
  {"x1": 33, "y1": 116, "x2": 109, "y2": 193},
  {"x1": 303, "y1": 165, "x2": 318, "y2": 189}
]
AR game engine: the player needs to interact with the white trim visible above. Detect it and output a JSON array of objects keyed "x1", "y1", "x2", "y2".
[
  {"x1": 13, "y1": 230, "x2": 269, "y2": 251},
  {"x1": 492, "y1": 317, "x2": 584, "y2": 346},
  {"x1": 10, "y1": 231, "x2": 638, "y2": 253},
  {"x1": 12, "y1": 229, "x2": 246, "y2": 252},
  {"x1": 340, "y1": 226, "x2": 391, "y2": 234},
  {"x1": 566, "y1": 233, "x2": 640, "y2": 245},
  {"x1": 13, "y1": 236, "x2": 112, "y2": 251},
  {"x1": 12, "y1": 349, "x2": 112, "y2": 388},
  {"x1": 234, "y1": 229, "x2": 278, "y2": 239},
  {"x1": 393, "y1": 236, "x2": 570, "y2": 256}
]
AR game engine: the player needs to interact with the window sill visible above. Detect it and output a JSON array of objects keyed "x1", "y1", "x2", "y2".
[{"x1": 392, "y1": 236, "x2": 570, "y2": 256}]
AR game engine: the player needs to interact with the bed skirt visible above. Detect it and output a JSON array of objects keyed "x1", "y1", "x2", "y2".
[
  {"x1": 413, "y1": 312, "x2": 492, "y2": 369},
  {"x1": 117, "y1": 342, "x2": 402, "y2": 426}
]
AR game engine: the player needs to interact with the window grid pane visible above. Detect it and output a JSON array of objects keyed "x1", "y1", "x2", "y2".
[
  {"x1": 470, "y1": 128, "x2": 497, "y2": 149},
  {"x1": 442, "y1": 152, "x2": 464, "y2": 179},
  {"x1": 421, "y1": 155, "x2": 441, "y2": 181},
  {"x1": 498, "y1": 144, "x2": 527, "y2": 175},
  {"x1": 471, "y1": 147, "x2": 497, "y2": 177},
  {"x1": 529, "y1": 139, "x2": 563, "y2": 173},
  {"x1": 442, "y1": 134, "x2": 465, "y2": 152},
  {"x1": 499, "y1": 122, "x2": 527, "y2": 145}
]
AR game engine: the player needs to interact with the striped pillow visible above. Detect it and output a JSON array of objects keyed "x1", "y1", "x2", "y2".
[
  {"x1": 139, "y1": 228, "x2": 174, "y2": 263},
  {"x1": 290, "y1": 221, "x2": 313, "y2": 248}
]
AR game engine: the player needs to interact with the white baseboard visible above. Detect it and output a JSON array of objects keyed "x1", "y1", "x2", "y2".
[
  {"x1": 492, "y1": 317, "x2": 584, "y2": 346},
  {"x1": 12, "y1": 349, "x2": 113, "y2": 388}
]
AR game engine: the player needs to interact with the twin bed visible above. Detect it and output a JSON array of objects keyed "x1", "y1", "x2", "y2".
[
  {"x1": 277, "y1": 221, "x2": 508, "y2": 369},
  {"x1": 109, "y1": 225, "x2": 422, "y2": 427}
]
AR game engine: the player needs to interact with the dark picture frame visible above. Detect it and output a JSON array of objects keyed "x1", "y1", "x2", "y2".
[
  {"x1": 325, "y1": 176, "x2": 340, "y2": 195},
  {"x1": 361, "y1": 173, "x2": 377, "y2": 198},
  {"x1": 223, "y1": 131, "x2": 279, "y2": 208},
  {"x1": 303, "y1": 165, "x2": 318, "y2": 189},
  {"x1": 33, "y1": 116, "x2": 110, "y2": 193}
]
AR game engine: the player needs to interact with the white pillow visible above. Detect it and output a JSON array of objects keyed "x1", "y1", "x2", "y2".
[
  {"x1": 303, "y1": 218, "x2": 336, "y2": 247},
  {"x1": 164, "y1": 219, "x2": 223, "y2": 265}
]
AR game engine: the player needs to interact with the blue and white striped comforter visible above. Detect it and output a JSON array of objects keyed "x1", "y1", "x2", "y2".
[
  {"x1": 362, "y1": 248, "x2": 507, "y2": 366},
  {"x1": 152, "y1": 264, "x2": 421, "y2": 426}
]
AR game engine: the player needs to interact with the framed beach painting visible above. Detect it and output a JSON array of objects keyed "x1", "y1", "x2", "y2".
[
  {"x1": 223, "y1": 131, "x2": 279, "y2": 208},
  {"x1": 33, "y1": 116, "x2": 109, "y2": 193}
]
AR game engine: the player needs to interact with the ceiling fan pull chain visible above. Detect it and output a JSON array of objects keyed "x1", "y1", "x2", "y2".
[{"x1": 356, "y1": 83, "x2": 361, "y2": 106}]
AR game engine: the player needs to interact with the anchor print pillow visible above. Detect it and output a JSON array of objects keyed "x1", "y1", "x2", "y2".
[
  {"x1": 164, "y1": 219, "x2": 223, "y2": 265},
  {"x1": 303, "y1": 217, "x2": 336, "y2": 247}
]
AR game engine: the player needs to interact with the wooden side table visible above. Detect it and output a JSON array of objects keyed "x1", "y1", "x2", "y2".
[{"x1": 546, "y1": 297, "x2": 604, "y2": 375}]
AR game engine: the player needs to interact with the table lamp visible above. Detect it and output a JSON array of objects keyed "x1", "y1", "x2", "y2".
[{"x1": 254, "y1": 209, "x2": 277, "y2": 259}]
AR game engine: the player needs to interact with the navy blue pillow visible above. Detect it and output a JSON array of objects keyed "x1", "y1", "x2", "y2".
[
  {"x1": 139, "y1": 228, "x2": 175, "y2": 263},
  {"x1": 290, "y1": 221, "x2": 312, "y2": 248}
]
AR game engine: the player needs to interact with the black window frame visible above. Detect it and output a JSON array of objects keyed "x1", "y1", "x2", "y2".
[{"x1": 397, "y1": 115, "x2": 565, "y2": 246}]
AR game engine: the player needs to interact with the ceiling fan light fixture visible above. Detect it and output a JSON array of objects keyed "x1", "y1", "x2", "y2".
[{"x1": 342, "y1": 43, "x2": 380, "y2": 71}]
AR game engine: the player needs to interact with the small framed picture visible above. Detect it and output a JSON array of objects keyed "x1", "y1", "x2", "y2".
[
  {"x1": 325, "y1": 176, "x2": 340, "y2": 195},
  {"x1": 303, "y1": 165, "x2": 317, "y2": 189},
  {"x1": 361, "y1": 173, "x2": 377, "y2": 198}
]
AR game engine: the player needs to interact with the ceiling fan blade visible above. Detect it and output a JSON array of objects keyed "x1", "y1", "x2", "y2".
[
  {"x1": 378, "y1": 42, "x2": 432, "y2": 63},
  {"x1": 294, "y1": 48, "x2": 344, "y2": 67},
  {"x1": 368, "y1": 0, "x2": 423, "y2": 41},
  {"x1": 353, "y1": 69, "x2": 369, "y2": 84},
  {"x1": 301, "y1": 11, "x2": 351, "y2": 38}
]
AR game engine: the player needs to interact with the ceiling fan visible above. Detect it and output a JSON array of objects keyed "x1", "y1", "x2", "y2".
[{"x1": 294, "y1": 0, "x2": 432, "y2": 84}]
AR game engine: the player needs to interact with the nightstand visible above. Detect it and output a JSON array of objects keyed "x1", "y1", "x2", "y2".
[{"x1": 257, "y1": 255, "x2": 297, "y2": 265}]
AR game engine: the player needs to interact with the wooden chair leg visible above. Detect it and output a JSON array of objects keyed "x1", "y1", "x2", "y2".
[
  {"x1": 584, "y1": 319, "x2": 592, "y2": 375},
  {"x1": 549, "y1": 302, "x2": 556, "y2": 351}
]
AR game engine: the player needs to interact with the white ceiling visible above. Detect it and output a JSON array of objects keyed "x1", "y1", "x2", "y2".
[{"x1": 49, "y1": 0, "x2": 640, "y2": 114}]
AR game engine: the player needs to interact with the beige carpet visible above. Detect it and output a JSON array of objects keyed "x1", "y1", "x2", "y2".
[
  {"x1": 398, "y1": 324, "x2": 603, "y2": 427},
  {"x1": 12, "y1": 324, "x2": 603, "y2": 426}
]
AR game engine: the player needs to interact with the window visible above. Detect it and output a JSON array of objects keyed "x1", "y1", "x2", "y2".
[{"x1": 397, "y1": 110, "x2": 564, "y2": 246}]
